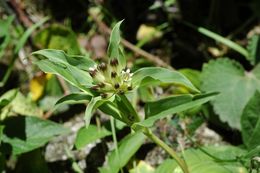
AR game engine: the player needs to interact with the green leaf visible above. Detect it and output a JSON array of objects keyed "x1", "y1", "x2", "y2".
[
  {"x1": 114, "y1": 94, "x2": 140, "y2": 125},
  {"x1": 55, "y1": 93, "x2": 92, "y2": 108},
  {"x1": 179, "y1": 68, "x2": 201, "y2": 89},
  {"x1": 2, "y1": 116, "x2": 69, "y2": 155},
  {"x1": 34, "y1": 59, "x2": 91, "y2": 93},
  {"x1": 107, "y1": 20, "x2": 126, "y2": 68},
  {"x1": 33, "y1": 24, "x2": 81, "y2": 54},
  {"x1": 15, "y1": 17, "x2": 49, "y2": 53},
  {"x1": 155, "y1": 159, "x2": 178, "y2": 173},
  {"x1": 241, "y1": 91, "x2": 260, "y2": 149},
  {"x1": 0, "y1": 125, "x2": 4, "y2": 143},
  {"x1": 247, "y1": 34, "x2": 260, "y2": 65},
  {"x1": 99, "y1": 132, "x2": 146, "y2": 173},
  {"x1": 85, "y1": 96, "x2": 105, "y2": 127},
  {"x1": 134, "y1": 93, "x2": 216, "y2": 127},
  {"x1": 183, "y1": 146, "x2": 247, "y2": 173},
  {"x1": 197, "y1": 27, "x2": 249, "y2": 58},
  {"x1": 201, "y1": 58, "x2": 260, "y2": 129},
  {"x1": 33, "y1": 49, "x2": 96, "y2": 71},
  {"x1": 75, "y1": 125, "x2": 111, "y2": 149},
  {"x1": 132, "y1": 67, "x2": 199, "y2": 93}
]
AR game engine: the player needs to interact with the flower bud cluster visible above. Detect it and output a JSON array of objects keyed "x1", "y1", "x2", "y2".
[{"x1": 88, "y1": 59, "x2": 133, "y2": 97}]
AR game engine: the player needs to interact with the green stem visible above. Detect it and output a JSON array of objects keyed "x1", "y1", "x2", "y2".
[{"x1": 143, "y1": 128, "x2": 189, "y2": 173}]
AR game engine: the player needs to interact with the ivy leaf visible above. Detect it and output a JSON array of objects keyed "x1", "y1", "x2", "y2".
[
  {"x1": 241, "y1": 91, "x2": 260, "y2": 149},
  {"x1": 107, "y1": 20, "x2": 126, "y2": 68},
  {"x1": 2, "y1": 116, "x2": 69, "y2": 155},
  {"x1": 132, "y1": 67, "x2": 199, "y2": 93},
  {"x1": 201, "y1": 58, "x2": 260, "y2": 129}
]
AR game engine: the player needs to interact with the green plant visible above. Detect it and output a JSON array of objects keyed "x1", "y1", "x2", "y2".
[{"x1": 33, "y1": 21, "x2": 217, "y2": 173}]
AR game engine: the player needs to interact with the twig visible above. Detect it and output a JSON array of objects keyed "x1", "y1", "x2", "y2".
[
  {"x1": 89, "y1": 11, "x2": 173, "y2": 70},
  {"x1": 57, "y1": 76, "x2": 70, "y2": 95},
  {"x1": 9, "y1": 0, "x2": 32, "y2": 27}
]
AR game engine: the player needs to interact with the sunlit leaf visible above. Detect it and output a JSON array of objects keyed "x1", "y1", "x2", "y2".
[
  {"x1": 75, "y1": 125, "x2": 111, "y2": 149},
  {"x1": 129, "y1": 161, "x2": 154, "y2": 173}
]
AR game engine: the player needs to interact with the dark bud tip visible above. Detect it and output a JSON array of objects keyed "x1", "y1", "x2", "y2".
[
  {"x1": 127, "y1": 86, "x2": 132, "y2": 90},
  {"x1": 114, "y1": 83, "x2": 120, "y2": 89},
  {"x1": 111, "y1": 71, "x2": 117, "y2": 78},
  {"x1": 89, "y1": 69, "x2": 97, "y2": 77},
  {"x1": 98, "y1": 62, "x2": 107, "y2": 71},
  {"x1": 100, "y1": 93, "x2": 107, "y2": 98},
  {"x1": 91, "y1": 85, "x2": 99, "y2": 91},
  {"x1": 110, "y1": 59, "x2": 119, "y2": 66},
  {"x1": 98, "y1": 82, "x2": 105, "y2": 88},
  {"x1": 118, "y1": 90, "x2": 124, "y2": 94}
]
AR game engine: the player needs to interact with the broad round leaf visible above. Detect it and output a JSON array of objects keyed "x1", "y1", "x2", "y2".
[{"x1": 201, "y1": 58, "x2": 260, "y2": 129}]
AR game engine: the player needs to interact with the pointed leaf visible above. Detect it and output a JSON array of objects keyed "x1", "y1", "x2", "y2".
[
  {"x1": 134, "y1": 93, "x2": 217, "y2": 127},
  {"x1": 107, "y1": 20, "x2": 126, "y2": 68},
  {"x1": 55, "y1": 93, "x2": 92, "y2": 107},
  {"x1": 132, "y1": 67, "x2": 199, "y2": 93}
]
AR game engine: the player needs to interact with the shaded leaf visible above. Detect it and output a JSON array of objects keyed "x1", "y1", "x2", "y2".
[
  {"x1": 0, "y1": 16, "x2": 14, "y2": 59},
  {"x1": 154, "y1": 159, "x2": 178, "y2": 173},
  {"x1": 132, "y1": 67, "x2": 199, "y2": 93},
  {"x1": 241, "y1": 91, "x2": 260, "y2": 149},
  {"x1": 201, "y1": 58, "x2": 260, "y2": 129},
  {"x1": 2, "y1": 116, "x2": 69, "y2": 155},
  {"x1": 34, "y1": 24, "x2": 81, "y2": 54},
  {"x1": 75, "y1": 125, "x2": 111, "y2": 149}
]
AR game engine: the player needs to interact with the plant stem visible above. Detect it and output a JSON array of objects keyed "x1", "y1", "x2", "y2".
[{"x1": 143, "y1": 128, "x2": 189, "y2": 173}]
